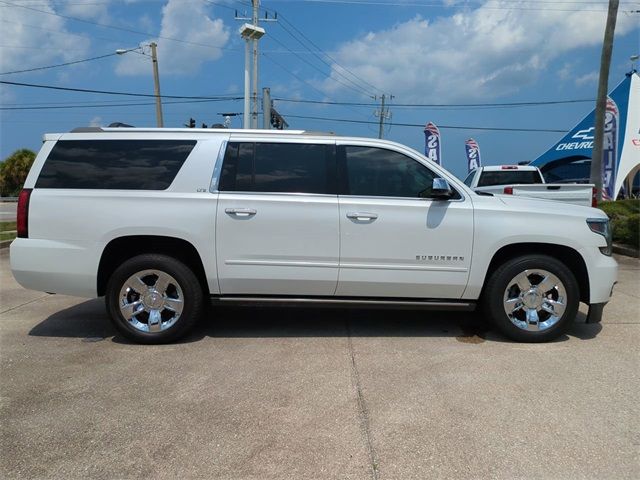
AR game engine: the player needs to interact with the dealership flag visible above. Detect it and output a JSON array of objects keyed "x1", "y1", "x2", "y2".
[
  {"x1": 465, "y1": 138, "x2": 481, "y2": 172},
  {"x1": 530, "y1": 72, "x2": 640, "y2": 199},
  {"x1": 424, "y1": 122, "x2": 442, "y2": 165},
  {"x1": 602, "y1": 97, "x2": 619, "y2": 200}
]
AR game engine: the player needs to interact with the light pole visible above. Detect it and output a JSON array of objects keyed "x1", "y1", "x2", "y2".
[
  {"x1": 239, "y1": 23, "x2": 265, "y2": 129},
  {"x1": 116, "y1": 43, "x2": 164, "y2": 128}
]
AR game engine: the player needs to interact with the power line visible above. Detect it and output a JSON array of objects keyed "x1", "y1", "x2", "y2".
[
  {"x1": 273, "y1": 97, "x2": 594, "y2": 108},
  {"x1": 0, "y1": 0, "x2": 240, "y2": 51},
  {"x1": 275, "y1": 20, "x2": 377, "y2": 97},
  {"x1": 253, "y1": 2, "x2": 382, "y2": 95},
  {"x1": 267, "y1": 33, "x2": 372, "y2": 97},
  {"x1": 277, "y1": 13, "x2": 382, "y2": 94},
  {"x1": 0, "y1": 52, "x2": 120, "y2": 75},
  {"x1": 262, "y1": 53, "x2": 330, "y2": 99},
  {"x1": 262, "y1": 0, "x2": 637, "y2": 13},
  {"x1": 0, "y1": 80, "x2": 243, "y2": 100},
  {"x1": 283, "y1": 113, "x2": 567, "y2": 132},
  {"x1": 0, "y1": 98, "x2": 240, "y2": 111}
]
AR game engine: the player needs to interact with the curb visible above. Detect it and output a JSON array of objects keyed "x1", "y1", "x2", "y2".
[
  {"x1": 0, "y1": 240, "x2": 12, "y2": 250},
  {"x1": 613, "y1": 243, "x2": 639, "y2": 258}
]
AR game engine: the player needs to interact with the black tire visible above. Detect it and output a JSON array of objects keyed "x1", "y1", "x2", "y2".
[
  {"x1": 482, "y1": 255, "x2": 579, "y2": 343},
  {"x1": 105, "y1": 254, "x2": 204, "y2": 344}
]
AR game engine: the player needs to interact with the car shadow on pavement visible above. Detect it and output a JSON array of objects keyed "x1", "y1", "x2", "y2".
[{"x1": 29, "y1": 299, "x2": 603, "y2": 345}]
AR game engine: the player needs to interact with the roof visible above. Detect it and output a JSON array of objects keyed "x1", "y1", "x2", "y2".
[{"x1": 70, "y1": 126, "x2": 334, "y2": 136}]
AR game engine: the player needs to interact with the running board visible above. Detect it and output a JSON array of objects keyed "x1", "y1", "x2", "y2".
[{"x1": 210, "y1": 296, "x2": 476, "y2": 311}]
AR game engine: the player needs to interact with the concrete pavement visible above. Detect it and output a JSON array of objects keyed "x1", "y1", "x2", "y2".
[{"x1": 1, "y1": 249, "x2": 638, "y2": 479}]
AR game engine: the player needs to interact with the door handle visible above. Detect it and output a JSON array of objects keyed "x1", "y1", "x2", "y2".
[
  {"x1": 225, "y1": 208, "x2": 257, "y2": 217},
  {"x1": 346, "y1": 212, "x2": 378, "y2": 221}
]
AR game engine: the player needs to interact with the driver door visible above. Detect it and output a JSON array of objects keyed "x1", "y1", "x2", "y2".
[{"x1": 336, "y1": 143, "x2": 474, "y2": 299}]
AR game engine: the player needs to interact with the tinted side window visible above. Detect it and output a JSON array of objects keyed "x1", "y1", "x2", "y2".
[
  {"x1": 36, "y1": 140, "x2": 195, "y2": 190},
  {"x1": 219, "y1": 142, "x2": 334, "y2": 194},
  {"x1": 343, "y1": 146, "x2": 438, "y2": 198}
]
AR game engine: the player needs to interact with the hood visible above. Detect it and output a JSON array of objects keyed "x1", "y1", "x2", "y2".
[{"x1": 492, "y1": 194, "x2": 608, "y2": 220}]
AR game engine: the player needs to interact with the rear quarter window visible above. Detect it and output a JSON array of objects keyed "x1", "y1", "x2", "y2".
[{"x1": 35, "y1": 140, "x2": 196, "y2": 190}]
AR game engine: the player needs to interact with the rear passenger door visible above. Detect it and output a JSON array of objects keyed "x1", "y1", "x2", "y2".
[{"x1": 215, "y1": 140, "x2": 340, "y2": 296}]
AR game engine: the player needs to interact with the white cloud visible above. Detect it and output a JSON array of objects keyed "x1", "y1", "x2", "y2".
[
  {"x1": 575, "y1": 72, "x2": 599, "y2": 86},
  {"x1": 321, "y1": 3, "x2": 637, "y2": 101},
  {"x1": 62, "y1": 3, "x2": 110, "y2": 22},
  {"x1": 557, "y1": 62, "x2": 576, "y2": 81},
  {"x1": 115, "y1": 0, "x2": 230, "y2": 76},
  {"x1": 0, "y1": 3, "x2": 91, "y2": 74}
]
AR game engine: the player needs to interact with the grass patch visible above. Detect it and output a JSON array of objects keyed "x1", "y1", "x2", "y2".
[
  {"x1": 0, "y1": 221, "x2": 16, "y2": 242},
  {"x1": 599, "y1": 200, "x2": 640, "y2": 248}
]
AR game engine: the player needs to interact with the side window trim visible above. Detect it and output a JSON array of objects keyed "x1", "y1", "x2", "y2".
[{"x1": 209, "y1": 140, "x2": 227, "y2": 192}]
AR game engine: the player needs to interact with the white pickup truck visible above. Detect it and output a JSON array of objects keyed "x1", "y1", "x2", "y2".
[
  {"x1": 10, "y1": 127, "x2": 617, "y2": 344},
  {"x1": 463, "y1": 165, "x2": 597, "y2": 207}
]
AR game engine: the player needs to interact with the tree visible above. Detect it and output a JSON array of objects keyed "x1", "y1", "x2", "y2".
[{"x1": 0, "y1": 149, "x2": 36, "y2": 197}]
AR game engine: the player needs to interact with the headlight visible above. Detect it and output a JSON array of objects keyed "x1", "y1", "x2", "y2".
[{"x1": 587, "y1": 218, "x2": 612, "y2": 256}]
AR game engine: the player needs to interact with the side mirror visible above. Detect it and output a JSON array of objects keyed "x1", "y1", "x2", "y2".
[{"x1": 431, "y1": 178, "x2": 453, "y2": 199}]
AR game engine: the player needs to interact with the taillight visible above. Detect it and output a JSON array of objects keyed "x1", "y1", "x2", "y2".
[
  {"x1": 17, "y1": 188, "x2": 32, "y2": 238},
  {"x1": 501, "y1": 165, "x2": 518, "y2": 170},
  {"x1": 503, "y1": 186, "x2": 513, "y2": 195},
  {"x1": 591, "y1": 187, "x2": 598, "y2": 208}
]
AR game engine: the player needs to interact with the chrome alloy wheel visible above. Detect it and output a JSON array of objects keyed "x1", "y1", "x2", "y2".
[
  {"x1": 502, "y1": 269, "x2": 567, "y2": 332},
  {"x1": 118, "y1": 269, "x2": 184, "y2": 333}
]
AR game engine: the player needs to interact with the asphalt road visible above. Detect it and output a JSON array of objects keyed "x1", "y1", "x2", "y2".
[
  {"x1": 0, "y1": 202, "x2": 17, "y2": 223},
  {"x1": 1, "y1": 249, "x2": 639, "y2": 479}
]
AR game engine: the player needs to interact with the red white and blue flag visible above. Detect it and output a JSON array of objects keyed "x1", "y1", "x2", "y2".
[
  {"x1": 601, "y1": 97, "x2": 619, "y2": 200},
  {"x1": 465, "y1": 138, "x2": 481, "y2": 172},
  {"x1": 424, "y1": 122, "x2": 441, "y2": 166}
]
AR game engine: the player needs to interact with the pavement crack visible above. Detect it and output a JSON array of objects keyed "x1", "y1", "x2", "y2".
[
  {"x1": 0, "y1": 294, "x2": 50, "y2": 315},
  {"x1": 346, "y1": 318, "x2": 379, "y2": 480}
]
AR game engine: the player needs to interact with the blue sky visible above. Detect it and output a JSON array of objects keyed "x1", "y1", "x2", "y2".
[{"x1": 1, "y1": 0, "x2": 639, "y2": 179}]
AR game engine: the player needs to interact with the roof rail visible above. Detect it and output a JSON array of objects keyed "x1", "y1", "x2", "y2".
[{"x1": 71, "y1": 127, "x2": 103, "y2": 133}]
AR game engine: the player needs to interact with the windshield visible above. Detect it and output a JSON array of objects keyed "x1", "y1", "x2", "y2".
[{"x1": 477, "y1": 170, "x2": 543, "y2": 187}]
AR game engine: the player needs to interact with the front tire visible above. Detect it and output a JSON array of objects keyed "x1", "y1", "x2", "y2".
[
  {"x1": 482, "y1": 255, "x2": 579, "y2": 343},
  {"x1": 105, "y1": 254, "x2": 204, "y2": 344}
]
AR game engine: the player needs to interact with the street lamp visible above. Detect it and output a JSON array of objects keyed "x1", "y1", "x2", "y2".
[
  {"x1": 239, "y1": 23, "x2": 265, "y2": 129},
  {"x1": 116, "y1": 43, "x2": 164, "y2": 128}
]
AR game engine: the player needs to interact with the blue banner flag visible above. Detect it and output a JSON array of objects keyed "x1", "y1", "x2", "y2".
[
  {"x1": 465, "y1": 138, "x2": 481, "y2": 172},
  {"x1": 424, "y1": 122, "x2": 441, "y2": 165},
  {"x1": 602, "y1": 97, "x2": 619, "y2": 200}
]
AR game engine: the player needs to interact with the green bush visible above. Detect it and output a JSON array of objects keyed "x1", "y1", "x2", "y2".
[
  {"x1": 600, "y1": 200, "x2": 640, "y2": 248},
  {"x1": 0, "y1": 149, "x2": 36, "y2": 197}
]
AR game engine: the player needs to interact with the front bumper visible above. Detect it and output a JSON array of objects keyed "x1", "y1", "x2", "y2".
[{"x1": 579, "y1": 247, "x2": 618, "y2": 304}]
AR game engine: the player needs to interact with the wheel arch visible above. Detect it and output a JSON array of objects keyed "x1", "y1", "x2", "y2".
[
  {"x1": 97, "y1": 235, "x2": 209, "y2": 297},
  {"x1": 482, "y1": 243, "x2": 590, "y2": 304}
]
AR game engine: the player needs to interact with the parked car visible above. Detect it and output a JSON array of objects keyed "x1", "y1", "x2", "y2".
[
  {"x1": 11, "y1": 127, "x2": 617, "y2": 343},
  {"x1": 463, "y1": 165, "x2": 597, "y2": 207}
]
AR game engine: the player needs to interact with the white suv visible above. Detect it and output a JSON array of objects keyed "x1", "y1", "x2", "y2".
[{"x1": 10, "y1": 127, "x2": 617, "y2": 344}]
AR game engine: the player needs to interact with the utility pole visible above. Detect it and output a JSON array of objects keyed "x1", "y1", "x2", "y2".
[
  {"x1": 374, "y1": 94, "x2": 393, "y2": 139},
  {"x1": 236, "y1": 2, "x2": 277, "y2": 129},
  {"x1": 262, "y1": 87, "x2": 271, "y2": 129},
  {"x1": 590, "y1": 0, "x2": 619, "y2": 201},
  {"x1": 251, "y1": 0, "x2": 259, "y2": 129},
  {"x1": 149, "y1": 42, "x2": 164, "y2": 128}
]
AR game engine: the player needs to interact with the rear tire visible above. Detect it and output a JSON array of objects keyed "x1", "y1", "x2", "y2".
[
  {"x1": 482, "y1": 255, "x2": 579, "y2": 343},
  {"x1": 105, "y1": 254, "x2": 204, "y2": 344}
]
